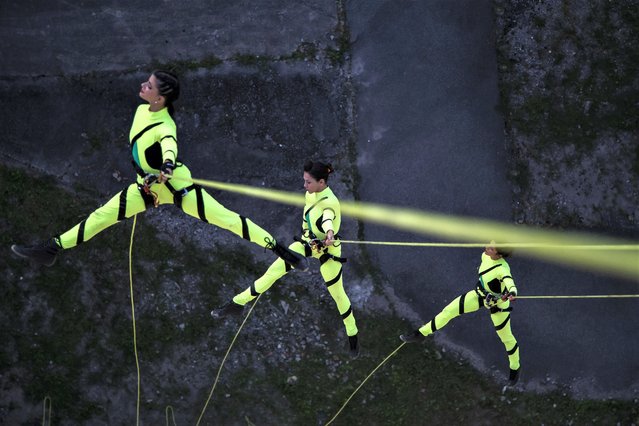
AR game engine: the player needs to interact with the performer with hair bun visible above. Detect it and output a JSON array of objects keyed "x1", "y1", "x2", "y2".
[{"x1": 212, "y1": 160, "x2": 360, "y2": 358}]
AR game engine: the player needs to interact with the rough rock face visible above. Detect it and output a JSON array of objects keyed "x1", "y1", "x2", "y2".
[
  {"x1": 494, "y1": 0, "x2": 639, "y2": 232},
  {"x1": 2, "y1": 1, "x2": 638, "y2": 424}
]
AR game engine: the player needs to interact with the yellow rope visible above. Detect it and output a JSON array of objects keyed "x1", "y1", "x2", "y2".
[
  {"x1": 517, "y1": 294, "x2": 639, "y2": 299},
  {"x1": 325, "y1": 342, "x2": 406, "y2": 426},
  {"x1": 41, "y1": 396, "x2": 52, "y2": 426},
  {"x1": 339, "y1": 240, "x2": 639, "y2": 250},
  {"x1": 196, "y1": 295, "x2": 263, "y2": 426},
  {"x1": 168, "y1": 176, "x2": 639, "y2": 281},
  {"x1": 128, "y1": 215, "x2": 141, "y2": 426},
  {"x1": 165, "y1": 405, "x2": 177, "y2": 426}
]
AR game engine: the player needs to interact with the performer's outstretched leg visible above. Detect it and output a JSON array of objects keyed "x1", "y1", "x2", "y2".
[
  {"x1": 11, "y1": 183, "x2": 149, "y2": 266},
  {"x1": 180, "y1": 187, "x2": 308, "y2": 270},
  {"x1": 211, "y1": 242, "x2": 306, "y2": 318},
  {"x1": 401, "y1": 289, "x2": 481, "y2": 342}
]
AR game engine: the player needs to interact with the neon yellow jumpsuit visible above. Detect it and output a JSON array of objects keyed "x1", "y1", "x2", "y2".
[
  {"x1": 232, "y1": 186, "x2": 358, "y2": 337},
  {"x1": 417, "y1": 253, "x2": 520, "y2": 371},
  {"x1": 55, "y1": 105, "x2": 276, "y2": 249}
]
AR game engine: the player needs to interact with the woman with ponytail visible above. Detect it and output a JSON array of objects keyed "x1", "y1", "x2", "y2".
[{"x1": 11, "y1": 70, "x2": 308, "y2": 272}]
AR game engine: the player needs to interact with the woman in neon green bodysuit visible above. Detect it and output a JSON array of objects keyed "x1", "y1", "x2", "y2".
[
  {"x1": 400, "y1": 243, "x2": 520, "y2": 385},
  {"x1": 211, "y1": 161, "x2": 359, "y2": 358},
  {"x1": 11, "y1": 70, "x2": 308, "y2": 272}
]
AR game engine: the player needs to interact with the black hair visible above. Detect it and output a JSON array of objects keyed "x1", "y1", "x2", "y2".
[
  {"x1": 496, "y1": 246, "x2": 513, "y2": 258},
  {"x1": 153, "y1": 70, "x2": 180, "y2": 116},
  {"x1": 304, "y1": 160, "x2": 334, "y2": 182}
]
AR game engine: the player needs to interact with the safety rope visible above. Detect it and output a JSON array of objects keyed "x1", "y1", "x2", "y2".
[
  {"x1": 196, "y1": 294, "x2": 263, "y2": 426},
  {"x1": 41, "y1": 396, "x2": 52, "y2": 426},
  {"x1": 517, "y1": 294, "x2": 639, "y2": 299},
  {"x1": 168, "y1": 175, "x2": 639, "y2": 281},
  {"x1": 339, "y1": 240, "x2": 639, "y2": 250},
  {"x1": 128, "y1": 215, "x2": 142, "y2": 426},
  {"x1": 165, "y1": 405, "x2": 177, "y2": 426},
  {"x1": 324, "y1": 342, "x2": 406, "y2": 426}
]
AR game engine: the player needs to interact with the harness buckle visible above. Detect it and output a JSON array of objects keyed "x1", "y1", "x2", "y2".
[
  {"x1": 143, "y1": 173, "x2": 158, "y2": 186},
  {"x1": 309, "y1": 238, "x2": 325, "y2": 251},
  {"x1": 142, "y1": 174, "x2": 159, "y2": 207}
]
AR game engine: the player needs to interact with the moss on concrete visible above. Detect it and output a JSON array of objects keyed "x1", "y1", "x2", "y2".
[{"x1": 1, "y1": 147, "x2": 637, "y2": 425}]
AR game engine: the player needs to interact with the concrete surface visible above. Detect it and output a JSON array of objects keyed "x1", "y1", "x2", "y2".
[
  {"x1": 1, "y1": 0, "x2": 637, "y2": 405},
  {"x1": 347, "y1": 0, "x2": 638, "y2": 398},
  {"x1": 0, "y1": 0, "x2": 337, "y2": 76}
]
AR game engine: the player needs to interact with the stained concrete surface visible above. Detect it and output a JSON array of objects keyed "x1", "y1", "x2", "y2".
[
  {"x1": 0, "y1": 0, "x2": 337, "y2": 76},
  {"x1": 1, "y1": 0, "x2": 637, "y2": 407},
  {"x1": 347, "y1": 0, "x2": 638, "y2": 398}
]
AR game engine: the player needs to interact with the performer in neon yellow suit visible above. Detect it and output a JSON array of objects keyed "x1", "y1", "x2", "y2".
[
  {"x1": 400, "y1": 243, "x2": 520, "y2": 385},
  {"x1": 11, "y1": 70, "x2": 308, "y2": 272},
  {"x1": 211, "y1": 161, "x2": 359, "y2": 357}
]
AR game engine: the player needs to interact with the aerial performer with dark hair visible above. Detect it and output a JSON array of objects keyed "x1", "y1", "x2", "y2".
[
  {"x1": 400, "y1": 243, "x2": 520, "y2": 385},
  {"x1": 211, "y1": 161, "x2": 360, "y2": 358},
  {"x1": 11, "y1": 70, "x2": 308, "y2": 272}
]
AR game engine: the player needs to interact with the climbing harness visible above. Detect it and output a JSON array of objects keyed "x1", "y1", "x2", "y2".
[
  {"x1": 164, "y1": 179, "x2": 197, "y2": 208},
  {"x1": 319, "y1": 251, "x2": 347, "y2": 264},
  {"x1": 490, "y1": 305, "x2": 513, "y2": 314},
  {"x1": 293, "y1": 235, "x2": 347, "y2": 264},
  {"x1": 138, "y1": 174, "x2": 159, "y2": 207}
]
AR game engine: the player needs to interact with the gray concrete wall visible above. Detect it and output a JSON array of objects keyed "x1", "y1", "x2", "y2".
[
  {"x1": 1, "y1": 0, "x2": 337, "y2": 76},
  {"x1": 347, "y1": 0, "x2": 638, "y2": 398}
]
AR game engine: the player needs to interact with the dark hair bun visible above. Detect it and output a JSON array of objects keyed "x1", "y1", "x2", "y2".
[{"x1": 304, "y1": 160, "x2": 333, "y2": 182}]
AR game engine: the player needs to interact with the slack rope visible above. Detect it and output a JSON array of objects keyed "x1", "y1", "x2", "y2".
[
  {"x1": 165, "y1": 406, "x2": 177, "y2": 426},
  {"x1": 169, "y1": 176, "x2": 639, "y2": 281},
  {"x1": 324, "y1": 342, "x2": 406, "y2": 426},
  {"x1": 322, "y1": 291, "x2": 637, "y2": 424},
  {"x1": 128, "y1": 215, "x2": 142, "y2": 426},
  {"x1": 322, "y1": 293, "x2": 639, "y2": 425},
  {"x1": 196, "y1": 295, "x2": 263, "y2": 426},
  {"x1": 41, "y1": 396, "x2": 52, "y2": 426}
]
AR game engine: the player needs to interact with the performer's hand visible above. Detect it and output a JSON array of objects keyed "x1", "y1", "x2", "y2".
[
  {"x1": 158, "y1": 170, "x2": 171, "y2": 183},
  {"x1": 159, "y1": 160, "x2": 175, "y2": 183},
  {"x1": 484, "y1": 293, "x2": 499, "y2": 308},
  {"x1": 324, "y1": 230, "x2": 335, "y2": 246},
  {"x1": 501, "y1": 290, "x2": 517, "y2": 302}
]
